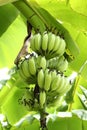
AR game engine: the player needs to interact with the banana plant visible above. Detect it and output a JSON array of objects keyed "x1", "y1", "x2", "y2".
[{"x1": 0, "y1": 0, "x2": 87, "y2": 130}]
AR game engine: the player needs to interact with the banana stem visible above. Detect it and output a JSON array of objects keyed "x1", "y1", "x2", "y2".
[{"x1": 40, "y1": 106, "x2": 48, "y2": 130}]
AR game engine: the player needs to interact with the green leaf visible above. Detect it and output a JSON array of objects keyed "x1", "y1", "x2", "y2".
[
  {"x1": 13, "y1": 1, "x2": 46, "y2": 33},
  {"x1": 77, "y1": 93, "x2": 87, "y2": 110},
  {"x1": 70, "y1": 32, "x2": 87, "y2": 72},
  {"x1": 0, "y1": 0, "x2": 18, "y2": 6},
  {"x1": 1, "y1": 87, "x2": 29, "y2": 125},
  {"x1": 47, "y1": 117, "x2": 67, "y2": 130},
  {"x1": 35, "y1": 0, "x2": 87, "y2": 32},
  {"x1": 0, "y1": 4, "x2": 18, "y2": 36},
  {"x1": 80, "y1": 86, "x2": 87, "y2": 98},
  {"x1": 0, "y1": 15, "x2": 27, "y2": 68},
  {"x1": 47, "y1": 112, "x2": 83, "y2": 130},
  {"x1": 70, "y1": 0, "x2": 87, "y2": 16},
  {"x1": 0, "y1": 69, "x2": 19, "y2": 106},
  {"x1": 17, "y1": 119, "x2": 39, "y2": 130}
]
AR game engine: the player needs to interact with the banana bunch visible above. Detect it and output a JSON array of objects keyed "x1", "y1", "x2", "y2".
[
  {"x1": 17, "y1": 31, "x2": 73, "y2": 112},
  {"x1": 47, "y1": 55, "x2": 68, "y2": 72},
  {"x1": 37, "y1": 68, "x2": 71, "y2": 93},
  {"x1": 18, "y1": 55, "x2": 37, "y2": 84},
  {"x1": 18, "y1": 54, "x2": 47, "y2": 84},
  {"x1": 50, "y1": 74, "x2": 71, "y2": 95},
  {"x1": 30, "y1": 32, "x2": 66, "y2": 59},
  {"x1": 37, "y1": 68, "x2": 71, "y2": 108}
]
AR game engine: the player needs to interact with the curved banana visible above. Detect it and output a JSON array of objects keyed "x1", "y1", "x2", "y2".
[
  {"x1": 28, "y1": 56, "x2": 36, "y2": 75},
  {"x1": 52, "y1": 36, "x2": 60, "y2": 52},
  {"x1": 34, "y1": 33, "x2": 41, "y2": 51},
  {"x1": 60, "y1": 78, "x2": 71, "y2": 95},
  {"x1": 55, "y1": 38, "x2": 66, "y2": 55},
  {"x1": 37, "y1": 69, "x2": 44, "y2": 89},
  {"x1": 55, "y1": 56, "x2": 68, "y2": 72},
  {"x1": 36, "y1": 56, "x2": 47, "y2": 70},
  {"x1": 41, "y1": 33, "x2": 48, "y2": 51},
  {"x1": 57, "y1": 58, "x2": 68, "y2": 72},
  {"x1": 51, "y1": 70, "x2": 57, "y2": 80},
  {"x1": 43, "y1": 69, "x2": 51, "y2": 91},
  {"x1": 18, "y1": 66, "x2": 27, "y2": 80},
  {"x1": 21, "y1": 59, "x2": 31, "y2": 78},
  {"x1": 56, "y1": 75, "x2": 65, "y2": 94},
  {"x1": 39, "y1": 91, "x2": 46, "y2": 108},
  {"x1": 51, "y1": 74, "x2": 61, "y2": 91},
  {"x1": 47, "y1": 33, "x2": 55, "y2": 52},
  {"x1": 47, "y1": 56, "x2": 68, "y2": 72}
]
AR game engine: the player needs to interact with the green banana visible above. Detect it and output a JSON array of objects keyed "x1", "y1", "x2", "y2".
[
  {"x1": 37, "y1": 69, "x2": 44, "y2": 89},
  {"x1": 41, "y1": 33, "x2": 48, "y2": 51},
  {"x1": 51, "y1": 70, "x2": 57, "y2": 80},
  {"x1": 36, "y1": 55, "x2": 46, "y2": 70},
  {"x1": 55, "y1": 38, "x2": 66, "y2": 56},
  {"x1": 28, "y1": 56, "x2": 36, "y2": 75},
  {"x1": 47, "y1": 32, "x2": 55, "y2": 52},
  {"x1": 34, "y1": 33, "x2": 41, "y2": 52},
  {"x1": 52, "y1": 36, "x2": 60, "y2": 52},
  {"x1": 47, "y1": 57, "x2": 58, "y2": 69},
  {"x1": 57, "y1": 59, "x2": 68, "y2": 72},
  {"x1": 39, "y1": 91, "x2": 46, "y2": 108},
  {"x1": 51, "y1": 74, "x2": 61, "y2": 91},
  {"x1": 43, "y1": 69, "x2": 51, "y2": 91},
  {"x1": 60, "y1": 79, "x2": 71, "y2": 95},
  {"x1": 21, "y1": 59, "x2": 31, "y2": 78},
  {"x1": 56, "y1": 56, "x2": 68, "y2": 72},
  {"x1": 47, "y1": 56, "x2": 68, "y2": 72},
  {"x1": 18, "y1": 66, "x2": 27, "y2": 80},
  {"x1": 56, "y1": 75, "x2": 65, "y2": 94},
  {"x1": 40, "y1": 56, "x2": 46, "y2": 70},
  {"x1": 56, "y1": 76, "x2": 71, "y2": 95}
]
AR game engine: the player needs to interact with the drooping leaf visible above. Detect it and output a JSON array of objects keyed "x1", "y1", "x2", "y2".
[
  {"x1": 70, "y1": 32, "x2": 87, "y2": 73},
  {"x1": 0, "y1": 4, "x2": 18, "y2": 36},
  {"x1": 0, "y1": 14, "x2": 27, "y2": 68},
  {"x1": 1, "y1": 87, "x2": 29, "y2": 125}
]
